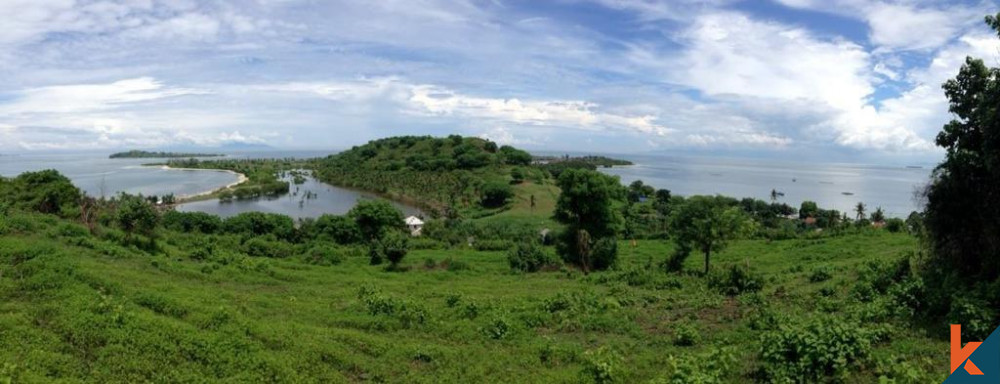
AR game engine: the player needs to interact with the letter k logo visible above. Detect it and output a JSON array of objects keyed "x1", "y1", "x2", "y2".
[{"x1": 952, "y1": 324, "x2": 985, "y2": 375}]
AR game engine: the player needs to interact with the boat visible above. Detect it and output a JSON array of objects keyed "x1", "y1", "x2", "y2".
[{"x1": 841, "y1": 192, "x2": 854, "y2": 196}]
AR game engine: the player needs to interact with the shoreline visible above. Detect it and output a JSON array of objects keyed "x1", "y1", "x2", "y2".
[{"x1": 151, "y1": 165, "x2": 249, "y2": 202}]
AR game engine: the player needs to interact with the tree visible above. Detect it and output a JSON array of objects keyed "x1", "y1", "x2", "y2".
[
  {"x1": 0, "y1": 169, "x2": 81, "y2": 217},
  {"x1": 349, "y1": 200, "x2": 404, "y2": 241},
  {"x1": 670, "y1": 196, "x2": 752, "y2": 275},
  {"x1": 799, "y1": 201, "x2": 818, "y2": 219},
  {"x1": 379, "y1": 230, "x2": 409, "y2": 267},
  {"x1": 870, "y1": 207, "x2": 885, "y2": 223},
  {"x1": 115, "y1": 193, "x2": 159, "y2": 243},
  {"x1": 311, "y1": 214, "x2": 362, "y2": 244},
  {"x1": 854, "y1": 202, "x2": 866, "y2": 221},
  {"x1": 922, "y1": 13, "x2": 1000, "y2": 304},
  {"x1": 480, "y1": 181, "x2": 513, "y2": 208},
  {"x1": 626, "y1": 180, "x2": 655, "y2": 203},
  {"x1": 553, "y1": 169, "x2": 624, "y2": 272}
]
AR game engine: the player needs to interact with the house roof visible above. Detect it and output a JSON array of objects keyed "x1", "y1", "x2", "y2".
[{"x1": 405, "y1": 216, "x2": 424, "y2": 225}]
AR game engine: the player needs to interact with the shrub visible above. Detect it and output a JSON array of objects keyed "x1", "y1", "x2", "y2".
[
  {"x1": 708, "y1": 264, "x2": 764, "y2": 296},
  {"x1": 758, "y1": 318, "x2": 883, "y2": 382},
  {"x1": 506, "y1": 242, "x2": 553, "y2": 272},
  {"x1": 673, "y1": 322, "x2": 700, "y2": 346},
  {"x1": 884, "y1": 218, "x2": 905, "y2": 233},
  {"x1": 311, "y1": 214, "x2": 362, "y2": 244},
  {"x1": 581, "y1": 347, "x2": 622, "y2": 384},
  {"x1": 483, "y1": 315, "x2": 512, "y2": 340},
  {"x1": 306, "y1": 244, "x2": 346, "y2": 265},
  {"x1": 590, "y1": 237, "x2": 618, "y2": 271},
  {"x1": 378, "y1": 231, "x2": 409, "y2": 267},
  {"x1": 480, "y1": 181, "x2": 513, "y2": 208},
  {"x1": 656, "y1": 347, "x2": 738, "y2": 384},
  {"x1": 224, "y1": 212, "x2": 296, "y2": 241},
  {"x1": 809, "y1": 266, "x2": 833, "y2": 283},
  {"x1": 243, "y1": 237, "x2": 293, "y2": 258},
  {"x1": 161, "y1": 211, "x2": 222, "y2": 233}
]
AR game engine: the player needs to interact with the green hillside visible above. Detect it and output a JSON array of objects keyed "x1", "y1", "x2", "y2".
[{"x1": 312, "y1": 135, "x2": 540, "y2": 216}]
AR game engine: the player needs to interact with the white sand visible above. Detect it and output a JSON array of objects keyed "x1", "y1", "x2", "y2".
[{"x1": 154, "y1": 165, "x2": 249, "y2": 200}]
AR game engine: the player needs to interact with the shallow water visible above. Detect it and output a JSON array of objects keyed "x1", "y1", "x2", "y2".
[
  {"x1": 177, "y1": 174, "x2": 421, "y2": 220},
  {"x1": 599, "y1": 154, "x2": 933, "y2": 218},
  {"x1": 0, "y1": 152, "x2": 239, "y2": 198}
]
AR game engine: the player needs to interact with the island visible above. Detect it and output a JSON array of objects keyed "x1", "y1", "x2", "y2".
[{"x1": 109, "y1": 150, "x2": 225, "y2": 159}]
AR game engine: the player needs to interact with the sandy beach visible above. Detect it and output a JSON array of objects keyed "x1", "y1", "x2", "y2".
[{"x1": 154, "y1": 165, "x2": 249, "y2": 200}]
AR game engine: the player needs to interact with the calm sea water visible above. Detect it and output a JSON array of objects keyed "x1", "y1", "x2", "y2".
[
  {"x1": 177, "y1": 174, "x2": 421, "y2": 220},
  {"x1": 0, "y1": 151, "x2": 420, "y2": 219},
  {"x1": 1, "y1": 150, "x2": 932, "y2": 219},
  {"x1": 599, "y1": 154, "x2": 933, "y2": 218},
  {"x1": 0, "y1": 152, "x2": 239, "y2": 198}
]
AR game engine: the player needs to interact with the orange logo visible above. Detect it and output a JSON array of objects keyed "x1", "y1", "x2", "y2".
[{"x1": 952, "y1": 324, "x2": 985, "y2": 375}]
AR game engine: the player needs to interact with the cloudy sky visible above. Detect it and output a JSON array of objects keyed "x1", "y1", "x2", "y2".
[{"x1": 0, "y1": 0, "x2": 998, "y2": 162}]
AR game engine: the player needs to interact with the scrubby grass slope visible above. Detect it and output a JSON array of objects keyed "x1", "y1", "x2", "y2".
[{"x1": 0, "y1": 212, "x2": 945, "y2": 383}]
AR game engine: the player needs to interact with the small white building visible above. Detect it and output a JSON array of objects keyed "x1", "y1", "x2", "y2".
[{"x1": 405, "y1": 216, "x2": 425, "y2": 236}]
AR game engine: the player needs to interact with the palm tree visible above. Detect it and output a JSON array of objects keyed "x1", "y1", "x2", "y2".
[
  {"x1": 855, "y1": 202, "x2": 866, "y2": 221},
  {"x1": 770, "y1": 188, "x2": 778, "y2": 202}
]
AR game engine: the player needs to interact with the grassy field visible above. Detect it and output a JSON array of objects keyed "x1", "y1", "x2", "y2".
[{"x1": 0, "y1": 211, "x2": 947, "y2": 383}]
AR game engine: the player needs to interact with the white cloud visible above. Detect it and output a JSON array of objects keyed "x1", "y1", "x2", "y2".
[
  {"x1": 0, "y1": 77, "x2": 206, "y2": 115},
  {"x1": 628, "y1": 11, "x2": 936, "y2": 151},
  {"x1": 773, "y1": 0, "x2": 983, "y2": 51}
]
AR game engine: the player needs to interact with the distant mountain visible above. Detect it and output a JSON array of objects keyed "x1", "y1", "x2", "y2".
[{"x1": 144, "y1": 141, "x2": 276, "y2": 154}]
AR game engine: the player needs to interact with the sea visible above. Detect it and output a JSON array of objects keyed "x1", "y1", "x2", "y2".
[{"x1": 0, "y1": 150, "x2": 933, "y2": 219}]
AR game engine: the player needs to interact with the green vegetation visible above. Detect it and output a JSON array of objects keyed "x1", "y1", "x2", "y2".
[
  {"x1": 163, "y1": 158, "x2": 302, "y2": 202},
  {"x1": 311, "y1": 135, "x2": 535, "y2": 216},
  {"x1": 109, "y1": 150, "x2": 223, "y2": 159},
  {"x1": 916, "y1": 12, "x2": 1000, "y2": 340},
  {"x1": 536, "y1": 155, "x2": 633, "y2": 178},
  {"x1": 7, "y1": 15, "x2": 1000, "y2": 378}
]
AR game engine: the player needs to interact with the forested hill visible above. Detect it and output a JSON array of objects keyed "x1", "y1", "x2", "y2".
[{"x1": 311, "y1": 135, "x2": 538, "y2": 216}]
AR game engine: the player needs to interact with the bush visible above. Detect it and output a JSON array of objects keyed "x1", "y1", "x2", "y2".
[
  {"x1": 311, "y1": 214, "x2": 362, "y2": 244},
  {"x1": 581, "y1": 347, "x2": 622, "y2": 384},
  {"x1": 224, "y1": 212, "x2": 296, "y2": 241},
  {"x1": 161, "y1": 211, "x2": 222, "y2": 233},
  {"x1": 506, "y1": 242, "x2": 554, "y2": 272},
  {"x1": 673, "y1": 322, "x2": 700, "y2": 346},
  {"x1": 708, "y1": 264, "x2": 764, "y2": 295},
  {"x1": 379, "y1": 231, "x2": 410, "y2": 267},
  {"x1": 758, "y1": 318, "x2": 883, "y2": 382},
  {"x1": 480, "y1": 181, "x2": 513, "y2": 208},
  {"x1": 243, "y1": 237, "x2": 293, "y2": 258},
  {"x1": 884, "y1": 218, "x2": 905, "y2": 233},
  {"x1": 809, "y1": 266, "x2": 833, "y2": 283},
  {"x1": 306, "y1": 244, "x2": 346, "y2": 265},
  {"x1": 590, "y1": 237, "x2": 618, "y2": 271}
]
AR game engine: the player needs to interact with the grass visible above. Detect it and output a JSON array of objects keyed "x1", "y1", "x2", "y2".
[{"x1": 0, "y1": 212, "x2": 948, "y2": 383}]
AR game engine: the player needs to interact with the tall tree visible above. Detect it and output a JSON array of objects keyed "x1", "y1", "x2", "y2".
[
  {"x1": 670, "y1": 196, "x2": 752, "y2": 274},
  {"x1": 553, "y1": 169, "x2": 624, "y2": 272},
  {"x1": 924, "y1": 13, "x2": 1000, "y2": 286},
  {"x1": 854, "y1": 202, "x2": 866, "y2": 221}
]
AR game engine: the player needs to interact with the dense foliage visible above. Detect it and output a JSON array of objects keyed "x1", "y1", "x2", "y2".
[
  {"x1": 312, "y1": 136, "x2": 532, "y2": 215},
  {"x1": 919, "y1": 13, "x2": 1000, "y2": 332},
  {"x1": 109, "y1": 150, "x2": 223, "y2": 159},
  {"x1": 0, "y1": 166, "x2": 954, "y2": 383},
  {"x1": 553, "y1": 169, "x2": 624, "y2": 272}
]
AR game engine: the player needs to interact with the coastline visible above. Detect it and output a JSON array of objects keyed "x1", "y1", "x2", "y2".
[{"x1": 152, "y1": 165, "x2": 249, "y2": 202}]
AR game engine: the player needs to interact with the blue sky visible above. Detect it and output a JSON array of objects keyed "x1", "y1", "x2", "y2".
[{"x1": 0, "y1": 0, "x2": 998, "y2": 162}]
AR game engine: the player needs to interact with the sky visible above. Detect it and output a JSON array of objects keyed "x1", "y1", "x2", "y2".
[{"x1": 0, "y1": 0, "x2": 998, "y2": 163}]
